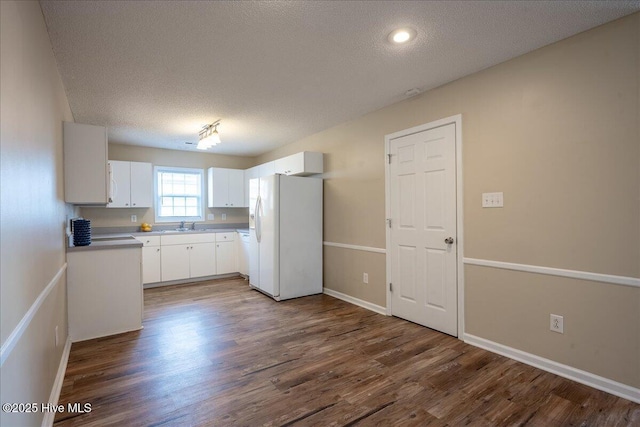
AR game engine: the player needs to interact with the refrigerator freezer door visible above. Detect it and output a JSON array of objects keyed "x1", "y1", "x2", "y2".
[
  {"x1": 249, "y1": 178, "x2": 260, "y2": 289},
  {"x1": 258, "y1": 175, "x2": 279, "y2": 297},
  {"x1": 249, "y1": 228, "x2": 260, "y2": 289}
]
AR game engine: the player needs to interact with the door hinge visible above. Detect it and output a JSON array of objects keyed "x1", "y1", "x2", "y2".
[
  {"x1": 389, "y1": 282, "x2": 393, "y2": 292},
  {"x1": 387, "y1": 154, "x2": 392, "y2": 164},
  {"x1": 386, "y1": 218, "x2": 392, "y2": 228}
]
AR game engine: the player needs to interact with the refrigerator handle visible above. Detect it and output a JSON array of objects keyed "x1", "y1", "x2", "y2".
[{"x1": 256, "y1": 195, "x2": 262, "y2": 243}]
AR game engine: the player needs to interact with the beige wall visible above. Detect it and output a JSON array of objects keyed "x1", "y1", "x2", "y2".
[
  {"x1": 258, "y1": 14, "x2": 640, "y2": 387},
  {"x1": 80, "y1": 143, "x2": 255, "y2": 228},
  {"x1": 1, "y1": 1, "x2": 74, "y2": 425}
]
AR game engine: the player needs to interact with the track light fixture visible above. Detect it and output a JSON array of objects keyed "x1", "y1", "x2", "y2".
[{"x1": 197, "y1": 120, "x2": 221, "y2": 150}]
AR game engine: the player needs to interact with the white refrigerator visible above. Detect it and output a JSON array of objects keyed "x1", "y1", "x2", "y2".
[{"x1": 249, "y1": 174, "x2": 323, "y2": 300}]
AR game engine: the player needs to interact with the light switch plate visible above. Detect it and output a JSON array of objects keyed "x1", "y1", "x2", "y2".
[
  {"x1": 482, "y1": 192, "x2": 504, "y2": 208},
  {"x1": 207, "y1": 214, "x2": 214, "y2": 220},
  {"x1": 222, "y1": 214, "x2": 227, "y2": 221}
]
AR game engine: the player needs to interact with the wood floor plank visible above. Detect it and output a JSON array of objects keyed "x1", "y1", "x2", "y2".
[{"x1": 54, "y1": 277, "x2": 639, "y2": 426}]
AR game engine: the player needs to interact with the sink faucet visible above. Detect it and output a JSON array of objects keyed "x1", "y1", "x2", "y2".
[
  {"x1": 191, "y1": 222, "x2": 196, "y2": 230},
  {"x1": 180, "y1": 221, "x2": 185, "y2": 229}
]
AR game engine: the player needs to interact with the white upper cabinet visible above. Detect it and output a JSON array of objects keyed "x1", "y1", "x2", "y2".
[
  {"x1": 207, "y1": 167, "x2": 245, "y2": 208},
  {"x1": 63, "y1": 122, "x2": 109, "y2": 204},
  {"x1": 274, "y1": 152, "x2": 323, "y2": 176},
  {"x1": 258, "y1": 161, "x2": 275, "y2": 177},
  {"x1": 108, "y1": 160, "x2": 152, "y2": 208},
  {"x1": 108, "y1": 161, "x2": 130, "y2": 207},
  {"x1": 130, "y1": 162, "x2": 153, "y2": 207}
]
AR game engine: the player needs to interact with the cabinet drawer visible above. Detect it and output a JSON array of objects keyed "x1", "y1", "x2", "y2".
[
  {"x1": 216, "y1": 232, "x2": 235, "y2": 242},
  {"x1": 161, "y1": 233, "x2": 216, "y2": 246},
  {"x1": 136, "y1": 235, "x2": 161, "y2": 247}
]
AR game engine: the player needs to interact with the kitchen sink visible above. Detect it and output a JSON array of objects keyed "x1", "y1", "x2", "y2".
[{"x1": 161, "y1": 228, "x2": 222, "y2": 233}]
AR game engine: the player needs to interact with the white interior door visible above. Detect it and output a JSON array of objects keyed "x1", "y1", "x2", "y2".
[{"x1": 389, "y1": 123, "x2": 458, "y2": 336}]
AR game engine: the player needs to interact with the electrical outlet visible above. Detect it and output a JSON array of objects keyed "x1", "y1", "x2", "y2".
[
  {"x1": 131, "y1": 214, "x2": 137, "y2": 223},
  {"x1": 222, "y1": 214, "x2": 227, "y2": 221},
  {"x1": 550, "y1": 314, "x2": 564, "y2": 334},
  {"x1": 207, "y1": 213, "x2": 214, "y2": 220},
  {"x1": 363, "y1": 273, "x2": 369, "y2": 284},
  {"x1": 55, "y1": 325, "x2": 59, "y2": 348}
]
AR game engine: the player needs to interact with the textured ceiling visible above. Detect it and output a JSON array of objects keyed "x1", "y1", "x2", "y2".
[{"x1": 40, "y1": 1, "x2": 640, "y2": 156}]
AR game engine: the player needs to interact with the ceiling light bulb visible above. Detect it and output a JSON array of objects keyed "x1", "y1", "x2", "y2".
[
  {"x1": 394, "y1": 31, "x2": 410, "y2": 43},
  {"x1": 210, "y1": 129, "x2": 221, "y2": 145},
  {"x1": 389, "y1": 28, "x2": 417, "y2": 44}
]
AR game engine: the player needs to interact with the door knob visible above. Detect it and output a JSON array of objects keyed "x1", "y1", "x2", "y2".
[{"x1": 444, "y1": 237, "x2": 454, "y2": 244}]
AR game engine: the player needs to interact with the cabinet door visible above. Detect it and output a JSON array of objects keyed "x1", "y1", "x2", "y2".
[
  {"x1": 190, "y1": 242, "x2": 216, "y2": 278},
  {"x1": 108, "y1": 161, "x2": 131, "y2": 207},
  {"x1": 275, "y1": 152, "x2": 323, "y2": 176},
  {"x1": 216, "y1": 241, "x2": 237, "y2": 275},
  {"x1": 274, "y1": 154, "x2": 299, "y2": 175},
  {"x1": 228, "y1": 169, "x2": 245, "y2": 207},
  {"x1": 208, "y1": 168, "x2": 229, "y2": 207},
  {"x1": 130, "y1": 162, "x2": 153, "y2": 208},
  {"x1": 63, "y1": 122, "x2": 109, "y2": 204},
  {"x1": 142, "y1": 246, "x2": 162, "y2": 284},
  {"x1": 161, "y1": 244, "x2": 190, "y2": 281},
  {"x1": 258, "y1": 161, "x2": 275, "y2": 178}
]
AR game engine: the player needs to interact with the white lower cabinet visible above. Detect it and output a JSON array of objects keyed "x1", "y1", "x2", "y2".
[
  {"x1": 138, "y1": 235, "x2": 161, "y2": 284},
  {"x1": 161, "y1": 244, "x2": 192, "y2": 281},
  {"x1": 139, "y1": 231, "x2": 243, "y2": 284},
  {"x1": 190, "y1": 243, "x2": 217, "y2": 278},
  {"x1": 160, "y1": 233, "x2": 217, "y2": 281},
  {"x1": 216, "y1": 241, "x2": 236, "y2": 274},
  {"x1": 215, "y1": 232, "x2": 236, "y2": 274}
]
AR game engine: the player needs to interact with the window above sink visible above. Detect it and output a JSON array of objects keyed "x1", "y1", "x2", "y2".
[{"x1": 154, "y1": 166, "x2": 204, "y2": 223}]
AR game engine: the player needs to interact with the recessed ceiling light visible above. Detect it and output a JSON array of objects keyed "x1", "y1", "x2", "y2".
[{"x1": 389, "y1": 28, "x2": 417, "y2": 44}]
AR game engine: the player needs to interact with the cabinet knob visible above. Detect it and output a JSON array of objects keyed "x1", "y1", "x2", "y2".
[
  {"x1": 125, "y1": 203, "x2": 129, "y2": 206},
  {"x1": 133, "y1": 203, "x2": 136, "y2": 206},
  {"x1": 156, "y1": 248, "x2": 160, "y2": 252}
]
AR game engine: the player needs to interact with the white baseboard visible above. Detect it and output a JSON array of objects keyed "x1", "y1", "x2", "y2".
[
  {"x1": 42, "y1": 337, "x2": 72, "y2": 427},
  {"x1": 464, "y1": 333, "x2": 640, "y2": 404},
  {"x1": 323, "y1": 288, "x2": 387, "y2": 315}
]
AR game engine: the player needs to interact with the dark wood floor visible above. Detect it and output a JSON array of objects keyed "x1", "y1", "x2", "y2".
[{"x1": 54, "y1": 277, "x2": 639, "y2": 426}]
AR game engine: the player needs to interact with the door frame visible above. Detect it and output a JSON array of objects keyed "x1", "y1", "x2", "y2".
[{"x1": 384, "y1": 114, "x2": 464, "y2": 338}]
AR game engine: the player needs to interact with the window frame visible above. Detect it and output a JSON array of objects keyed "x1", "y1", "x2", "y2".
[{"x1": 153, "y1": 166, "x2": 205, "y2": 223}]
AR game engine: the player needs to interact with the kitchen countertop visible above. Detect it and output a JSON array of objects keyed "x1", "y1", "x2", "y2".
[
  {"x1": 68, "y1": 228, "x2": 249, "y2": 252},
  {"x1": 129, "y1": 228, "x2": 240, "y2": 236},
  {"x1": 67, "y1": 235, "x2": 143, "y2": 253}
]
